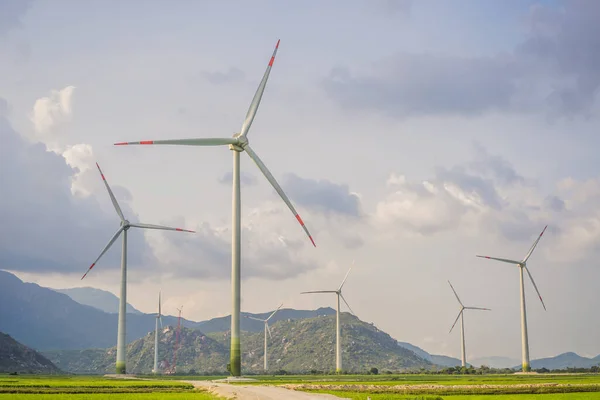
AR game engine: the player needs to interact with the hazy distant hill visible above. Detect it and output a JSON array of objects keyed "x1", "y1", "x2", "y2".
[
  {"x1": 0, "y1": 332, "x2": 61, "y2": 374},
  {"x1": 471, "y1": 356, "x2": 520, "y2": 369},
  {"x1": 45, "y1": 314, "x2": 432, "y2": 374},
  {"x1": 430, "y1": 354, "x2": 462, "y2": 367},
  {"x1": 525, "y1": 352, "x2": 600, "y2": 370},
  {"x1": 55, "y1": 287, "x2": 142, "y2": 314},
  {"x1": 397, "y1": 341, "x2": 463, "y2": 367},
  {"x1": 0, "y1": 270, "x2": 197, "y2": 350}
]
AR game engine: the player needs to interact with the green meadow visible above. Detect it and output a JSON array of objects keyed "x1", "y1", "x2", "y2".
[{"x1": 0, "y1": 375, "x2": 219, "y2": 399}]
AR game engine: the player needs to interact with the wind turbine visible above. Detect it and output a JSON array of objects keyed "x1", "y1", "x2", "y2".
[
  {"x1": 245, "y1": 303, "x2": 283, "y2": 371},
  {"x1": 153, "y1": 291, "x2": 163, "y2": 374},
  {"x1": 476, "y1": 225, "x2": 548, "y2": 372},
  {"x1": 301, "y1": 265, "x2": 354, "y2": 373},
  {"x1": 81, "y1": 163, "x2": 195, "y2": 374},
  {"x1": 447, "y1": 281, "x2": 490, "y2": 368},
  {"x1": 113, "y1": 40, "x2": 315, "y2": 377}
]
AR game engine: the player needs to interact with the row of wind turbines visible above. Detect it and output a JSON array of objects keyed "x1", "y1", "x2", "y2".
[{"x1": 80, "y1": 39, "x2": 549, "y2": 376}]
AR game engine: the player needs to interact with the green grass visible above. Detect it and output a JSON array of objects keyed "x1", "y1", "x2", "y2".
[
  {"x1": 0, "y1": 394, "x2": 217, "y2": 399},
  {"x1": 235, "y1": 373, "x2": 600, "y2": 386},
  {"x1": 307, "y1": 393, "x2": 600, "y2": 400},
  {"x1": 0, "y1": 375, "x2": 221, "y2": 398}
]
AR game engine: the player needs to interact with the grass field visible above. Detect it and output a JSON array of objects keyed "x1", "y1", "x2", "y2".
[
  {"x1": 308, "y1": 393, "x2": 600, "y2": 400},
  {"x1": 236, "y1": 373, "x2": 600, "y2": 386},
  {"x1": 285, "y1": 373, "x2": 600, "y2": 398},
  {"x1": 0, "y1": 375, "x2": 220, "y2": 399},
  {"x1": 2, "y1": 373, "x2": 600, "y2": 399}
]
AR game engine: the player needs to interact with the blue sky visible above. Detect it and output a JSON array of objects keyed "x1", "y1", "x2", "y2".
[{"x1": 1, "y1": 0, "x2": 600, "y2": 362}]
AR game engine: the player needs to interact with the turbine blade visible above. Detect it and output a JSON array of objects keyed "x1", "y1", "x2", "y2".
[
  {"x1": 465, "y1": 307, "x2": 491, "y2": 311},
  {"x1": 239, "y1": 39, "x2": 280, "y2": 138},
  {"x1": 159, "y1": 316, "x2": 163, "y2": 329},
  {"x1": 246, "y1": 316, "x2": 266, "y2": 322},
  {"x1": 522, "y1": 225, "x2": 548, "y2": 263},
  {"x1": 447, "y1": 280, "x2": 463, "y2": 307},
  {"x1": 340, "y1": 293, "x2": 355, "y2": 315},
  {"x1": 449, "y1": 310, "x2": 463, "y2": 333},
  {"x1": 266, "y1": 303, "x2": 284, "y2": 322},
  {"x1": 300, "y1": 290, "x2": 337, "y2": 294},
  {"x1": 114, "y1": 138, "x2": 239, "y2": 146},
  {"x1": 244, "y1": 144, "x2": 315, "y2": 247},
  {"x1": 338, "y1": 267, "x2": 352, "y2": 291},
  {"x1": 525, "y1": 266, "x2": 547, "y2": 311},
  {"x1": 81, "y1": 227, "x2": 124, "y2": 279},
  {"x1": 476, "y1": 255, "x2": 521, "y2": 265},
  {"x1": 158, "y1": 291, "x2": 161, "y2": 316},
  {"x1": 130, "y1": 222, "x2": 195, "y2": 233},
  {"x1": 96, "y1": 163, "x2": 125, "y2": 221},
  {"x1": 266, "y1": 323, "x2": 273, "y2": 339}
]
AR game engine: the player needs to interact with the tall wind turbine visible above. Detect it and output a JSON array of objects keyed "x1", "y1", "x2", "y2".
[
  {"x1": 447, "y1": 281, "x2": 490, "y2": 368},
  {"x1": 113, "y1": 40, "x2": 315, "y2": 376},
  {"x1": 245, "y1": 303, "x2": 283, "y2": 371},
  {"x1": 153, "y1": 291, "x2": 163, "y2": 374},
  {"x1": 301, "y1": 266, "x2": 354, "y2": 373},
  {"x1": 81, "y1": 163, "x2": 195, "y2": 374},
  {"x1": 476, "y1": 225, "x2": 548, "y2": 372}
]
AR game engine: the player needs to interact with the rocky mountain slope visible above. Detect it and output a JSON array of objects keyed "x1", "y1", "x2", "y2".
[{"x1": 0, "y1": 332, "x2": 61, "y2": 374}]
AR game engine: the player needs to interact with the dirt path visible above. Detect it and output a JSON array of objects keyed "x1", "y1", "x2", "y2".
[{"x1": 184, "y1": 380, "x2": 349, "y2": 400}]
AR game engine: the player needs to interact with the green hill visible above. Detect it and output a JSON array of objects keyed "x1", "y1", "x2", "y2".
[
  {"x1": 45, "y1": 313, "x2": 431, "y2": 374},
  {"x1": 44, "y1": 326, "x2": 228, "y2": 374},
  {"x1": 0, "y1": 332, "x2": 61, "y2": 374}
]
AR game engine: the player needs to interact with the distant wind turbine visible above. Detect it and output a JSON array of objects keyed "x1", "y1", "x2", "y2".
[
  {"x1": 301, "y1": 264, "x2": 355, "y2": 373},
  {"x1": 113, "y1": 40, "x2": 315, "y2": 377},
  {"x1": 81, "y1": 163, "x2": 195, "y2": 374},
  {"x1": 447, "y1": 281, "x2": 490, "y2": 368},
  {"x1": 245, "y1": 303, "x2": 283, "y2": 371},
  {"x1": 153, "y1": 291, "x2": 163, "y2": 374},
  {"x1": 476, "y1": 225, "x2": 548, "y2": 372}
]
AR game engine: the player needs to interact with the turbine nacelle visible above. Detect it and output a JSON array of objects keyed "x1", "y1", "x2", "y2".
[{"x1": 121, "y1": 220, "x2": 131, "y2": 229}]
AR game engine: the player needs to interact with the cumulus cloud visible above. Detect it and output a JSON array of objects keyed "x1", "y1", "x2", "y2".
[
  {"x1": 373, "y1": 142, "x2": 600, "y2": 264},
  {"x1": 0, "y1": 113, "x2": 150, "y2": 276},
  {"x1": 281, "y1": 173, "x2": 362, "y2": 217},
  {"x1": 323, "y1": 53, "x2": 520, "y2": 118},
  {"x1": 31, "y1": 86, "x2": 76, "y2": 142},
  {"x1": 517, "y1": 1, "x2": 600, "y2": 116},
  {"x1": 323, "y1": 1, "x2": 600, "y2": 118},
  {"x1": 149, "y1": 210, "x2": 318, "y2": 281},
  {"x1": 28, "y1": 86, "x2": 100, "y2": 197}
]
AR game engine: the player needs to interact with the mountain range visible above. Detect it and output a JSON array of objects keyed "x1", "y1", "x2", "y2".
[
  {"x1": 1, "y1": 270, "x2": 598, "y2": 373},
  {"x1": 55, "y1": 287, "x2": 142, "y2": 314},
  {"x1": 44, "y1": 314, "x2": 431, "y2": 374}
]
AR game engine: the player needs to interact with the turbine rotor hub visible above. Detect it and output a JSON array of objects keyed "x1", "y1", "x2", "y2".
[
  {"x1": 121, "y1": 220, "x2": 130, "y2": 229},
  {"x1": 229, "y1": 134, "x2": 248, "y2": 152}
]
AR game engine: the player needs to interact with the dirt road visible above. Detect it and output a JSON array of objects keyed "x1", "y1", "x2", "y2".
[{"x1": 185, "y1": 380, "x2": 349, "y2": 400}]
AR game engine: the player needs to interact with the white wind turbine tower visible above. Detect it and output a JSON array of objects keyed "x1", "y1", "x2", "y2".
[
  {"x1": 301, "y1": 265, "x2": 354, "y2": 373},
  {"x1": 81, "y1": 163, "x2": 195, "y2": 374},
  {"x1": 113, "y1": 40, "x2": 315, "y2": 377},
  {"x1": 153, "y1": 291, "x2": 163, "y2": 374},
  {"x1": 447, "y1": 281, "x2": 490, "y2": 368},
  {"x1": 476, "y1": 225, "x2": 548, "y2": 372},
  {"x1": 245, "y1": 303, "x2": 283, "y2": 371}
]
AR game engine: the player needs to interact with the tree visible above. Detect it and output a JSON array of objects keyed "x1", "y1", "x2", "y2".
[{"x1": 369, "y1": 367, "x2": 379, "y2": 375}]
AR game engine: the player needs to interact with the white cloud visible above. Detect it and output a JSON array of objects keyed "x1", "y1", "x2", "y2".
[
  {"x1": 62, "y1": 143, "x2": 95, "y2": 196},
  {"x1": 31, "y1": 85, "x2": 76, "y2": 144}
]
